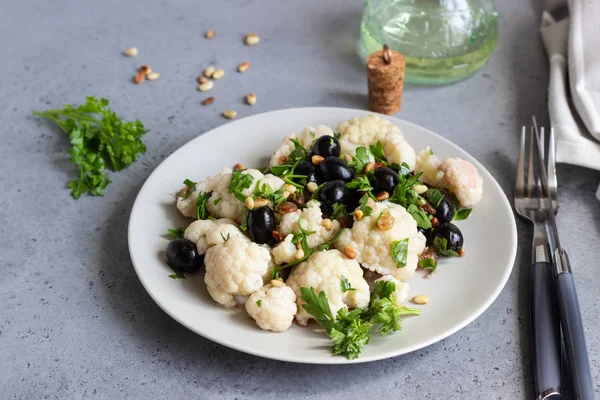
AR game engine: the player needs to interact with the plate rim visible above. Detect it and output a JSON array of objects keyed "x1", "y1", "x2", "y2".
[{"x1": 127, "y1": 106, "x2": 518, "y2": 364}]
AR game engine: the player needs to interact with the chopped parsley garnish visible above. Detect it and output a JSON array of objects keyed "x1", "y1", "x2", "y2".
[
  {"x1": 425, "y1": 188, "x2": 444, "y2": 208},
  {"x1": 167, "y1": 227, "x2": 185, "y2": 239},
  {"x1": 182, "y1": 179, "x2": 196, "y2": 200},
  {"x1": 309, "y1": 183, "x2": 327, "y2": 201},
  {"x1": 33, "y1": 96, "x2": 148, "y2": 199},
  {"x1": 240, "y1": 208, "x2": 249, "y2": 232},
  {"x1": 432, "y1": 237, "x2": 459, "y2": 257},
  {"x1": 388, "y1": 171, "x2": 423, "y2": 208},
  {"x1": 346, "y1": 175, "x2": 373, "y2": 191},
  {"x1": 454, "y1": 208, "x2": 472, "y2": 221},
  {"x1": 358, "y1": 193, "x2": 373, "y2": 217},
  {"x1": 340, "y1": 275, "x2": 356, "y2": 292},
  {"x1": 220, "y1": 232, "x2": 231, "y2": 242},
  {"x1": 300, "y1": 280, "x2": 420, "y2": 359},
  {"x1": 254, "y1": 182, "x2": 287, "y2": 207},
  {"x1": 279, "y1": 229, "x2": 343, "y2": 270},
  {"x1": 349, "y1": 146, "x2": 371, "y2": 174},
  {"x1": 256, "y1": 299, "x2": 262, "y2": 307},
  {"x1": 196, "y1": 191, "x2": 212, "y2": 220},
  {"x1": 291, "y1": 216, "x2": 316, "y2": 255},
  {"x1": 330, "y1": 203, "x2": 348, "y2": 220},
  {"x1": 419, "y1": 258, "x2": 438, "y2": 277},
  {"x1": 334, "y1": 131, "x2": 341, "y2": 139},
  {"x1": 449, "y1": 193, "x2": 461, "y2": 210},
  {"x1": 369, "y1": 141, "x2": 387, "y2": 164},
  {"x1": 390, "y1": 238, "x2": 409, "y2": 268},
  {"x1": 406, "y1": 204, "x2": 432, "y2": 229},
  {"x1": 271, "y1": 268, "x2": 280, "y2": 280},
  {"x1": 228, "y1": 171, "x2": 254, "y2": 202},
  {"x1": 213, "y1": 197, "x2": 222, "y2": 205},
  {"x1": 167, "y1": 262, "x2": 186, "y2": 280},
  {"x1": 370, "y1": 211, "x2": 384, "y2": 231}
]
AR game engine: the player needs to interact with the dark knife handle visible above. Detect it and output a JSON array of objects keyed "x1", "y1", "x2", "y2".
[
  {"x1": 556, "y1": 269, "x2": 595, "y2": 400},
  {"x1": 531, "y1": 262, "x2": 562, "y2": 399}
]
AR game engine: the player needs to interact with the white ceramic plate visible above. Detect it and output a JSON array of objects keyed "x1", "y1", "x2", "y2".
[{"x1": 128, "y1": 108, "x2": 517, "y2": 364}]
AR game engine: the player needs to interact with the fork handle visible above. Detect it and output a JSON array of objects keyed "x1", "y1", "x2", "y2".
[{"x1": 531, "y1": 261, "x2": 562, "y2": 399}]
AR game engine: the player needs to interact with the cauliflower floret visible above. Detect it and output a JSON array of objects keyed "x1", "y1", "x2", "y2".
[
  {"x1": 415, "y1": 146, "x2": 444, "y2": 187},
  {"x1": 336, "y1": 115, "x2": 415, "y2": 170},
  {"x1": 184, "y1": 219, "x2": 217, "y2": 254},
  {"x1": 335, "y1": 202, "x2": 426, "y2": 280},
  {"x1": 204, "y1": 237, "x2": 273, "y2": 308},
  {"x1": 269, "y1": 125, "x2": 333, "y2": 167},
  {"x1": 176, "y1": 174, "x2": 220, "y2": 218},
  {"x1": 286, "y1": 249, "x2": 370, "y2": 325},
  {"x1": 278, "y1": 200, "x2": 341, "y2": 248},
  {"x1": 206, "y1": 219, "x2": 249, "y2": 247},
  {"x1": 271, "y1": 234, "x2": 297, "y2": 265},
  {"x1": 375, "y1": 275, "x2": 410, "y2": 306},
  {"x1": 258, "y1": 173, "x2": 286, "y2": 192},
  {"x1": 245, "y1": 284, "x2": 297, "y2": 332},
  {"x1": 439, "y1": 158, "x2": 483, "y2": 207}
]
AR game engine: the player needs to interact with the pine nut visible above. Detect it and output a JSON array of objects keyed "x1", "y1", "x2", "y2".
[
  {"x1": 322, "y1": 218, "x2": 332, "y2": 231},
  {"x1": 353, "y1": 210, "x2": 364, "y2": 220},
  {"x1": 294, "y1": 248, "x2": 304, "y2": 260},
  {"x1": 204, "y1": 66, "x2": 215, "y2": 78},
  {"x1": 205, "y1": 29, "x2": 215, "y2": 39},
  {"x1": 237, "y1": 62, "x2": 250, "y2": 72},
  {"x1": 458, "y1": 248, "x2": 465, "y2": 257},
  {"x1": 307, "y1": 182, "x2": 318, "y2": 193},
  {"x1": 343, "y1": 246, "x2": 356, "y2": 259},
  {"x1": 312, "y1": 155, "x2": 324, "y2": 165},
  {"x1": 140, "y1": 65, "x2": 151, "y2": 74},
  {"x1": 343, "y1": 153, "x2": 353, "y2": 162},
  {"x1": 375, "y1": 191, "x2": 389, "y2": 201},
  {"x1": 282, "y1": 191, "x2": 291, "y2": 199},
  {"x1": 222, "y1": 109, "x2": 237, "y2": 119},
  {"x1": 134, "y1": 71, "x2": 145, "y2": 84},
  {"x1": 376, "y1": 214, "x2": 394, "y2": 230},
  {"x1": 283, "y1": 184, "x2": 296, "y2": 194},
  {"x1": 246, "y1": 93, "x2": 256, "y2": 105},
  {"x1": 270, "y1": 279, "x2": 285, "y2": 288},
  {"x1": 364, "y1": 162, "x2": 375, "y2": 173},
  {"x1": 234, "y1": 163, "x2": 245, "y2": 171},
  {"x1": 412, "y1": 295, "x2": 429, "y2": 305},
  {"x1": 198, "y1": 81, "x2": 214, "y2": 91},
  {"x1": 123, "y1": 47, "x2": 138, "y2": 57},
  {"x1": 212, "y1": 68, "x2": 225, "y2": 79},
  {"x1": 198, "y1": 75, "x2": 208, "y2": 84},
  {"x1": 245, "y1": 33, "x2": 260, "y2": 46},
  {"x1": 413, "y1": 184, "x2": 428, "y2": 194},
  {"x1": 202, "y1": 97, "x2": 215, "y2": 106},
  {"x1": 146, "y1": 72, "x2": 160, "y2": 80},
  {"x1": 254, "y1": 198, "x2": 269, "y2": 208},
  {"x1": 244, "y1": 196, "x2": 255, "y2": 210}
]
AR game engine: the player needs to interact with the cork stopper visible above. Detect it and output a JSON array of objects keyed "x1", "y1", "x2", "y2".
[{"x1": 367, "y1": 45, "x2": 406, "y2": 115}]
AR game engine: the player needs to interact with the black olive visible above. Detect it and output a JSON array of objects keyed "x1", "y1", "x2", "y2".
[
  {"x1": 345, "y1": 189, "x2": 364, "y2": 211},
  {"x1": 432, "y1": 222, "x2": 463, "y2": 253},
  {"x1": 318, "y1": 180, "x2": 348, "y2": 209},
  {"x1": 166, "y1": 238, "x2": 204, "y2": 272},
  {"x1": 295, "y1": 160, "x2": 315, "y2": 176},
  {"x1": 374, "y1": 167, "x2": 400, "y2": 194},
  {"x1": 417, "y1": 227, "x2": 433, "y2": 246},
  {"x1": 247, "y1": 207, "x2": 276, "y2": 244},
  {"x1": 318, "y1": 157, "x2": 354, "y2": 183},
  {"x1": 435, "y1": 196, "x2": 455, "y2": 224},
  {"x1": 306, "y1": 172, "x2": 318, "y2": 183},
  {"x1": 312, "y1": 136, "x2": 341, "y2": 158}
]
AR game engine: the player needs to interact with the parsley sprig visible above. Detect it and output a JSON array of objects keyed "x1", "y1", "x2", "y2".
[
  {"x1": 228, "y1": 171, "x2": 254, "y2": 202},
  {"x1": 279, "y1": 228, "x2": 344, "y2": 270},
  {"x1": 33, "y1": 97, "x2": 148, "y2": 199},
  {"x1": 301, "y1": 280, "x2": 420, "y2": 359}
]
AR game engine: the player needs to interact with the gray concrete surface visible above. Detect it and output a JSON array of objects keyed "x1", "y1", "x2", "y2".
[{"x1": 1, "y1": 0, "x2": 599, "y2": 399}]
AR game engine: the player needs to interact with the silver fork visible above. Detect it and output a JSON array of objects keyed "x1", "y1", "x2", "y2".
[{"x1": 514, "y1": 126, "x2": 562, "y2": 400}]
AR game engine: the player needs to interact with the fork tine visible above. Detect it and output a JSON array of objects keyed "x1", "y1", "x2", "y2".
[
  {"x1": 516, "y1": 126, "x2": 526, "y2": 197},
  {"x1": 528, "y1": 126, "x2": 535, "y2": 197},
  {"x1": 548, "y1": 127, "x2": 558, "y2": 206}
]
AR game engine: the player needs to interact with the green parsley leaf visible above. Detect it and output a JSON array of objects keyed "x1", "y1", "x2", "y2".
[
  {"x1": 213, "y1": 197, "x2": 222, "y2": 205},
  {"x1": 390, "y1": 239, "x2": 409, "y2": 268},
  {"x1": 407, "y1": 204, "x2": 432, "y2": 229},
  {"x1": 346, "y1": 175, "x2": 373, "y2": 191},
  {"x1": 240, "y1": 208, "x2": 249, "y2": 232},
  {"x1": 432, "y1": 237, "x2": 460, "y2": 257},
  {"x1": 279, "y1": 228, "x2": 344, "y2": 270},
  {"x1": 256, "y1": 299, "x2": 262, "y2": 307},
  {"x1": 330, "y1": 310, "x2": 373, "y2": 359},
  {"x1": 182, "y1": 179, "x2": 196, "y2": 200},
  {"x1": 454, "y1": 208, "x2": 472, "y2": 221},
  {"x1": 269, "y1": 164, "x2": 292, "y2": 177},
  {"x1": 196, "y1": 191, "x2": 212, "y2": 220},
  {"x1": 291, "y1": 216, "x2": 316, "y2": 255},
  {"x1": 309, "y1": 183, "x2": 327, "y2": 201},
  {"x1": 254, "y1": 182, "x2": 287, "y2": 207},
  {"x1": 419, "y1": 258, "x2": 438, "y2": 276},
  {"x1": 330, "y1": 203, "x2": 348, "y2": 220},
  {"x1": 167, "y1": 227, "x2": 185, "y2": 239},
  {"x1": 349, "y1": 146, "x2": 371, "y2": 174},
  {"x1": 429, "y1": 148, "x2": 434, "y2": 155},
  {"x1": 272, "y1": 268, "x2": 280, "y2": 280},
  {"x1": 372, "y1": 279, "x2": 396, "y2": 299},
  {"x1": 425, "y1": 188, "x2": 444, "y2": 208},
  {"x1": 334, "y1": 131, "x2": 341, "y2": 139},
  {"x1": 358, "y1": 193, "x2": 373, "y2": 217},
  {"x1": 340, "y1": 275, "x2": 356, "y2": 292},
  {"x1": 33, "y1": 97, "x2": 147, "y2": 199},
  {"x1": 388, "y1": 171, "x2": 423, "y2": 208},
  {"x1": 288, "y1": 139, "x2": 309, "y2": 165},
  {"x1": 399, "y1": 162, "x2": 410, "y2": 177},
  {"x1": 220, "y1": 232, "x2": 231, "y2": 242},
  {"x1": 449, "y1": 193, "x2": 461, "y2": 210},
  {"x1": 300, "y1": 287, "x2": 337, "y2": 333},
  {"x1": 368, "y1": 281, "x2": 420, "y2": 336},
  {"x1": 370, "y1": 211, "x2": 384, "y2": 231},
  {"x1": 369, "y1": 141, "x2": 387, "y2": 164},
  {"x1": 228, "y1": 170, "x2": 254, "y2": 202},
  {"x1": 167, "y1": 262, "x2": 186, "y2": 279}
]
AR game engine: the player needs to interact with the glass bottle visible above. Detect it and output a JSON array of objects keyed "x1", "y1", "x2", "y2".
[{"x1": 359, "y1": 0, "x2": 498, "y2": 85}]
